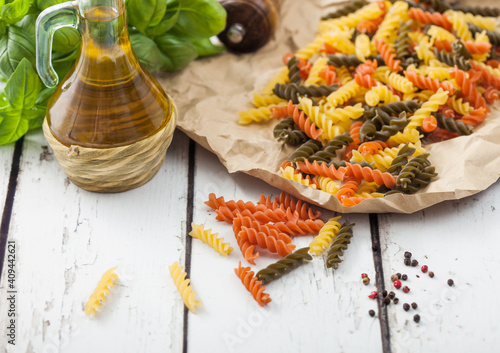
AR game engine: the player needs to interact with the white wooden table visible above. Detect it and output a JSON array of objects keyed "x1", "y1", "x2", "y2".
[{"x1": 0, "y1": 126, "x2": 499, "y2": 353}]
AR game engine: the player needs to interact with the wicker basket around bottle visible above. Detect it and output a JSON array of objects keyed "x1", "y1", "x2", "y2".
[{"x1": 42, "y1": 101, "x2": 178, "y2": 193}]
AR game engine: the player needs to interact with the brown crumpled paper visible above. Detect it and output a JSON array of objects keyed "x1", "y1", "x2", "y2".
[{"x1": 157, "y1": 0, "x2": 500, "y2": 214}]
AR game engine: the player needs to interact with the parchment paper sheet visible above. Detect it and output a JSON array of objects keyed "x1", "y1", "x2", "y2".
[{"x1": 157, "y1": 0, "x2": 500, "y2": 214}]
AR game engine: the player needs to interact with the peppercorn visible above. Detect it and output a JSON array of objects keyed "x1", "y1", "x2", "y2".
[
  {"x1": 402, "y1": 274, "x2": 408, "y2": 281},
  {"x1": 391, "y1": 274, "x2": 399, "y2": 282},
  {"x1": 361, "y1": 273, "x2": 368, "y2": 278},
  {"x1": 388, "y1": 291, "x2": 396, "y2": 300},
  {"x1": 382, "y1": 290, "x2": 388, "y2": 297},
  {"x1": 404, "y1": 251, "x2": 412, "y2": 258},
  {"x1": 393, "y1": 297, "x2": 399, "y2": 304},
  {"x1": 403, "y1": 286, "x2": 410, "y2": 293},
  {"x1": 368, "y1": 291, "x2": 378, "y2": 299},
  {"x1": 447, "y1": 279, "x2": 454, "y2": 286},
  {"x1": 411, "y1": 259, "x2": 418, "y2": 267},
  {"x1": 396, "y1": 272, "x2": 402, "y2": 279},
  {"x1": 403, "y1": 303, "x2": 410, "y2": 311},
  {"x1": 383, "y1": 297, "x2": 390, "y2": 305},
  {"x1": 394, "y1": 280, "x2": 402, "y2": 289},
  {"x1": 369, "y1": 310, "x2": 375, "y2": 317},
  {"x1": 404, "y1": 258, "x2": 411, "y2": 266},
  {"x1": 414, "y1": 314, "x2": 420, "y2": 323},
  {"x1": 421, "y1": 265, "x2": 428, "y2": 273},
  {"x1": 363, "y1": 276, "x2": 370, "y2": 285},
  {"x1": 429, "y1": 271, "x2": 435, "y2": 278},
  {"x1": 411, "y1": 302, "x2": 418, "y2": 309}
]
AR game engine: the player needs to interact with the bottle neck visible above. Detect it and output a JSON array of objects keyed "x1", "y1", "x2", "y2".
[
  {"x1": 74, "y1": 0, "x2": 141, "y2": 82},
  {"x1": 78, "y1": 0, "x2": 128, "y2": 49}
]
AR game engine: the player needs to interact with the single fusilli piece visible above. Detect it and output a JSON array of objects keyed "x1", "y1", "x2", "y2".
[
  {"x1": 309, "y1": 216, "x2": 342, "y2": 255},
  {"x1": 169, "y1": 261, "x2": 202, "y2": 313},
  {"x1": 325, "y1": 223, "x2": 355, "y2": 269},
  {"x1": 234, "y1": 261, "x2": 271, "y2": 307},
  {"x1": 256, "y1": 247, "x2": 313, "y2": 284},
  {"x1": 84, "y1": 267, "x2": 119, "y2": 316},
  {"x1": 189, "y1": 223, "x2": 233, "y2": 256}
]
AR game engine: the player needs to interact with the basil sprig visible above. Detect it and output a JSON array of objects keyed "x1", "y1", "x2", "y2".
[{"x1": 0, "y1": 0, "x2": 227, "y2": 145}]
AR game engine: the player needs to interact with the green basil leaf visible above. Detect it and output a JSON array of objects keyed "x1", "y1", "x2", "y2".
[
  {"x1": 126, "y1": 0, "x2": 167, "y2": 34},
  {"x1": 5, "y1": 58, "x2": 41, "y2": 110},
  {"x1": 0, "y1": 0, "x2": 31, "y2": 25},
  {"x1": 0, "y1": 108, "x2": 29, "y2": 144},
  {"x1": 155, "y1": 33, "x2": 197, "y2": 71},
  {"x1": 191, "y1": 38, "x2": 225, "y2": 57},
  {"x1": 0, "y1": 91, "x2": 9, "y2": 112},
  {"x1": 0, "y1": 25, "x2": 36, "y2": 80},
  {"x1": 53, "y1": 27, "x2": 80, "y2": 54},
  {"x1": 144, "y1": 1, "x2": 179, "y2": 37},
  {"x1": 169, "y1": 0, "x2": 226, "y2": 40},
  {"x1": 130, "y1": 31, "x2": 170, "y2": 72},
  {"x1": 25, "y1": 105, "x2": 46, "y2": 130},
  {"x1": 35, "y1": 86, "x2": 56, "y2": 106},
  {"x1": 14, "y1": 10, "x2": 39, "y2": 37},
  {"x1": 36, "y1": 0, "x2": 68, "y2": 11},
  {"x1": 0, "y1": 21, "x2": 6, "y2": 36},
  {"x1": 28, "y1": 113, "x2": 44, "y2": 130}
]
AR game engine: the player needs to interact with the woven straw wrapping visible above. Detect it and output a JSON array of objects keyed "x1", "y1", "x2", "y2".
[{"x1": 42, "y1": 101, "x2": 178, "y2": 193}]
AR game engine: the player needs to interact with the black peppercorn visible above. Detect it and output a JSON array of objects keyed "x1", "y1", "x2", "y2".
[
  {"x1": 404, "y1": 258, "x2": 411, "y2": 266},
  {"x1": 402, "y1": 274, "x2": 408, "y2": 281},
  {"x1": 404, "y1": 251, "x2": 412, "y2": 258},
  {"x1": 383, "y1": 290, "x2": 388, "y2": 297},
  {"x1": 369, "y1": 309, "x2": 375, "y2": 317},
  {"x1": 396, "y1": 272, "x2": 401, "y2": 279},
  {"x1": 383, "y1": 297, "x2": 391, "y2": 305},
  {"x1": 411, "y1": 259, "x2": 418, "y2": 267},
  {"x1": 403, "y1": 303, "x2": 410, "y2": 311},
  {"x1": 411, "y1": 302, "x2": 418, "y2": 309},
  {"x1": 429, "y1": 271, "x2": 435, "y2": 278},
  {"x1": 414, "y1": 314, "x2": 420, "y2": 323},
  {"x1": 388, "y1": 291, "x2": 396, "y2": 300},
  {"x1": 393, "y1": 297, "x2": 399, "y2": 304},
  {"x1": 447, "y1": 279, "x2": 454, "y2": 286}
]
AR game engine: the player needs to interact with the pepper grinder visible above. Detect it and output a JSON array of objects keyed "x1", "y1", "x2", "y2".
[{"x1": 218, "y1": 0, "x2": 284, "y2": 53}]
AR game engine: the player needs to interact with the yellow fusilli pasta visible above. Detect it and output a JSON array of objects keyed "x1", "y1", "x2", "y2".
[
  {"x1": 169, "y1": 261, "x2": 202, "y2": 313},
  {"x1": 84, "y1": 267, "x2": 119, "y2": 316},
  {"x1": 309, "y1": 216, "x2": 342, "y2": 255},
  {"x1": 189, "y1": 223, "x2": 233, "y2": 256}
]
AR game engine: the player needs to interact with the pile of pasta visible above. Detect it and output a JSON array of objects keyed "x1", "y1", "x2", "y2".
[
  {"x1": 205, "y1": 192, "x2": 354, "y2": 307},
  {"x1": 238, "y1": 0, "x2": 500, "y2": 207}
]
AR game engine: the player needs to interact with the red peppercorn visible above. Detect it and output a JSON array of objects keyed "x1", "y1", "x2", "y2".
[
  {"x1": 394, "y1": 280, "x2": 402, "y2": 289},
  {"x1": 361, "y1": 273, "x2": 368, "y2": 278},
  {"x1": 368, "y1": 291, "x2": 379, "y2": 299},
  {"x1": 421, "y1": 265, "x2": 428, "y2": 273},
  {"x1": 403, "y1": 286, "x2": 410, "y2": 293}
]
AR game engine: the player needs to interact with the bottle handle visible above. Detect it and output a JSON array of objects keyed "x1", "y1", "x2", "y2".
[{"x1": 36, "y1": 1, "x2": 80, "y2": 88}]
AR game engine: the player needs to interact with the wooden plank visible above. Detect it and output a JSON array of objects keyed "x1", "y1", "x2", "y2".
[
  {"x1": 0, "y1": 140, "x2": 16, "y2": 292},
  {"x1": 0, "y1": 130, "x2": 191, "y2": 352},
  {"x1": 378, "y1": 180, "x2": 500, "y2": 353},
  {"x1": 0, "y1": 142, "x2": 15, "y2": 231},
  {"x1": 188, "y1": 146, "x2": 383, "y2": 353}
]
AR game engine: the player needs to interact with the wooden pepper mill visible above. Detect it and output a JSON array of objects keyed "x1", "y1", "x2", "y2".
[{"x1": 218, "y1": 0, "x2": 283, "y2": 53}]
